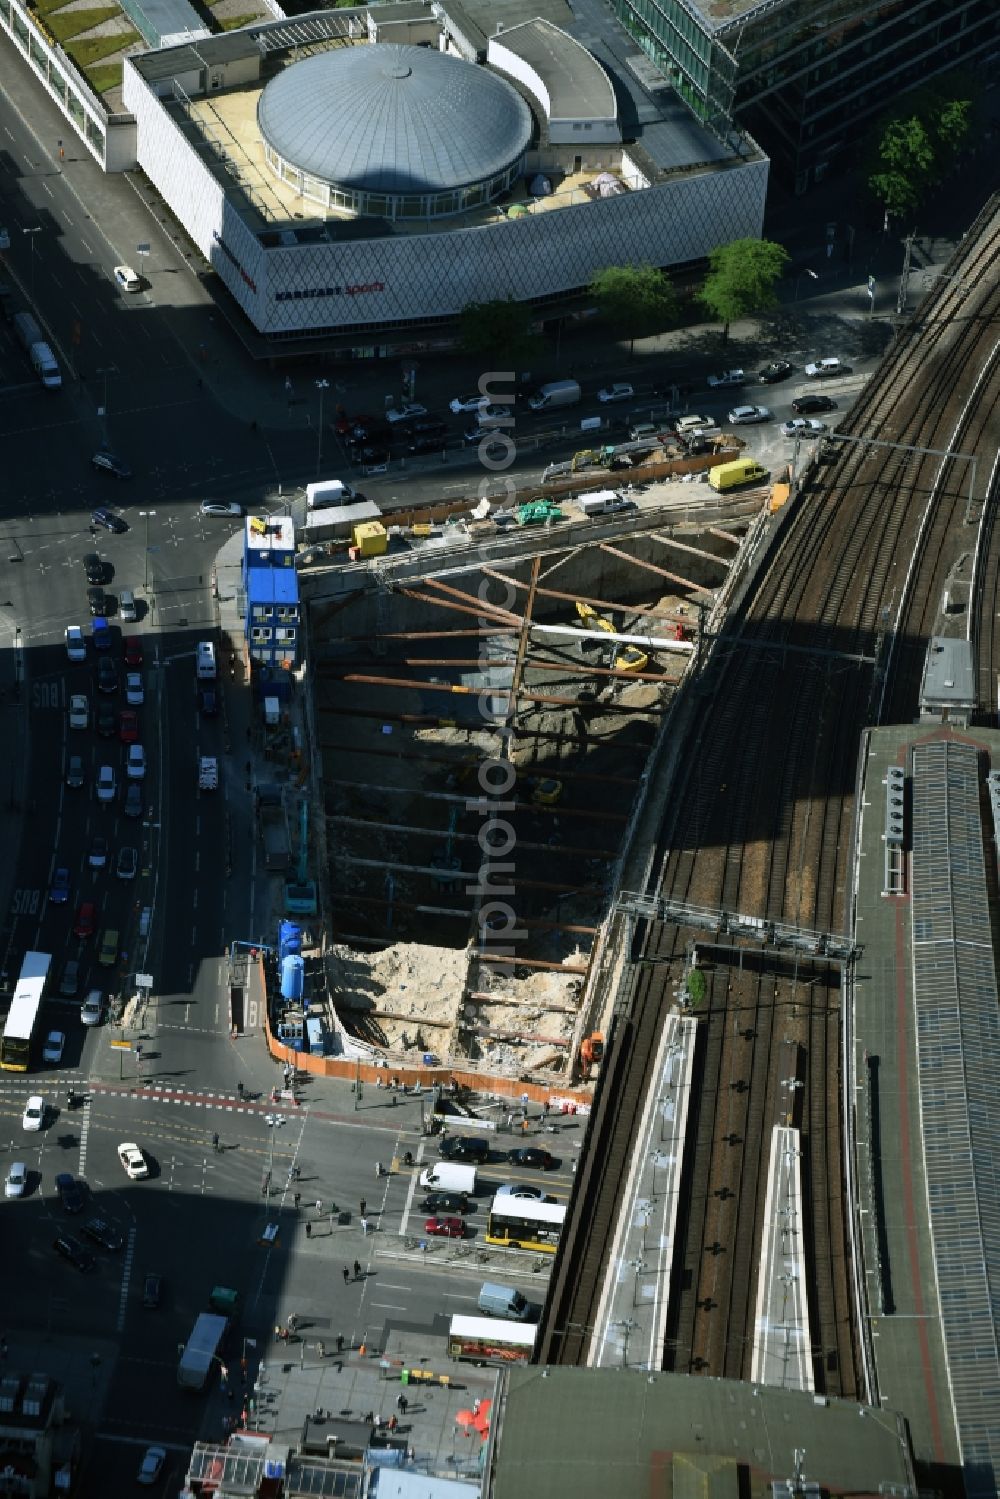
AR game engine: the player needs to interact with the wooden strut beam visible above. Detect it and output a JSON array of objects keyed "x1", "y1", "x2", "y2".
[
  {"x1": 339, "y1": 628, "x2": 520, "y2": 641},
  {"x1": 340, "y1": 855, "x2": 599, "y2": 893},
  {"x1": 502, "y1": 553, "x2": 541, "y2": 726},
  {"x1": 315, "y1": 705, "x2": 652, "y2": 750},
  {"x1": 326, "y1": 814, "x2": 618, "y2": 857},
  {"x1": 708, "y1": 526, "x2": 745, "y2": 547},
  {"x1": 598, "y1": 542, "x2": 716, "y2": 600},
  {"x1": 646, "y1": 532, "x2": 733, "y2": 568},
  {"x1": 324, "y1": 673, "x2": 666, "y2": 715},
  {"x1": 391, "y1": 586, "x2": 514, "y2": 629},
  {"x1": 479, "y1": 566, "x2": 694, "y2": 626},
  {"x1": 334, "y1": 891, "x2": 598, "y2": 934},
  {"x1": 319, "y1": 654, "x2": 681, "y2": 684},
  {"x1": 464, "y1": 992, "x2": 582, "y2": 1014},
  {"x1": 475, "y1": 952, "x2": 589, "y2": 973},
  {"x1": 527, "y1": 655, "x2": 682, "y2": 684},
  {"x1": 417, "y1": 576, "x2": 523, "y2": 625},
  {"x1": 328, "y1": 782, "x2": 628, "y2": 823},
  {"x1": 317, "y1": 742, "x2": 642, "y2": 787}
]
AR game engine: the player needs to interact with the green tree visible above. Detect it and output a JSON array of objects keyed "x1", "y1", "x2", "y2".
[
  {"x1": 457, "y1": 298, "x2": 538, "y2": 362},
  {"x1": 696, "y1": 238, "x2": 789, "y2": 340},
  {"x1": 868, "y1": 116, "x2": 935, "y2": 224},
  {"x1": 589, "y1": 264, "x2": 677, "y2": 356}
]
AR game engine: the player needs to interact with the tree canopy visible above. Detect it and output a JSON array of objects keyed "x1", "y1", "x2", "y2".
[
  {"x1": 867, "y1": 87, "x2": 973, "y2": 224},
  {"x1": 590, "y1": 264, "x2": 677, "y2": 354},
  {"x1": 697, "y1": 238, "x2": 789, "y2": 338},
  {"x1": 457, "y1": 298, "x2": 539, "y2": 362}
]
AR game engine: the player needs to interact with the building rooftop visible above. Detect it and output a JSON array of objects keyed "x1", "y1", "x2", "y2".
[
  {"x1": 257, "y1": 43, "x2": 532, "y2": 195},
  {"x1": 919, "y1": 635, "x2": 976, "y2": 712},
  {"x1": 491, "y1": 1369, "x2": 916, "y2": 1499},
  {"x1": 247, "y1": 515, "x2": 296, "y2": 553},
  {"x1": 492, "y1": 19, "x2": 617, "y2": 125}
]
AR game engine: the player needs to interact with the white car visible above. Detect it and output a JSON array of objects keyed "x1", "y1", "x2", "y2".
[
  {"x1": 727, "y1": 404, "x2": 771, "y2": 424},
  {"x1": 804, "y1": 357, "x2": 851, "y2": 378},
  {"x1": 200, "y1": 500, "x2": 243, "y2": 517},
  {"x1": 114, "y1": 264, "x2": 141, "y2": 293},
  {"x1": 781, "y1": 417, "x2": 827, "y2": 438},
  {"x1": 137, "y1": 1447, "x2": 166, "y2": 1486},
  {"x1": 65, "y1": 626, "x2": 86, "y2": 662},
  {"x1": 42, "y1": 1030, "x2": 65, "y2": 1064},
  {"x1": 706, "y1": 368, "x2": 744, "y2": 388},
  {"x1": 118, "y1": 1142, "x2": 149, "y2": 1180},
  {"x1": 69, "y1": 694, "x2": 89, "y2": 730},
  {"x1": 597, "y1": 382, "x2": 634, "y2": 404},
  {"x1": 449, "y1": 394, "x2": 493, "y2": 414},
  {"x1": 5, "y1": 1163, "x2": 27, "y2": 1199},
  {"x1": 126, "y1": 672, "x2": 144, "y2": 706},
  {"x1": 126, "y1": 744, "x2": 146, "y2": 780},
  {"x1": 96, "y1": 765, "x2": 117, "y2": 803},
  {"x1": 22, "y1": 1096, "x2": 45, "y2": 1132},
  {"x1": 81, "y1": 990, "x2": 103, "y2": 1026},
  {"x1": 385, "y1": 402, "x2": 428, "y2": 424}
]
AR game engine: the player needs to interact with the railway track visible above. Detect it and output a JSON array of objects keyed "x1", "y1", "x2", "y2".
[{"x1": 542, "y1": 195, "x2": 1000, "y2": 1392}]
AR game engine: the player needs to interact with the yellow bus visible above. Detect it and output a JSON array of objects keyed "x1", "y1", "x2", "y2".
[
  {"x1": 1, "y1": 952, "x2": 52, "y2": 1071},
  {"x1": 484, "y1": 1195, "x2": 567, "y2": 1253}
]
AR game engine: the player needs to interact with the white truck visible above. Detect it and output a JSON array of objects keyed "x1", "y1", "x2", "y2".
[
  {"x1": 198, "y1": 757, "x2": 219, "y2": 792},
  {"x1": 12, "y1": 311, "x2": 61, "y2": 390},
  {"x1": 306, "y1": 479, "x2": 363, "y2": 510},
  {"x1": 177, "y1": 1311, "x2": 228, "y2": 1390},
  {"x1": 303, "y1": 500, "x2": 381, "y2": 544}
]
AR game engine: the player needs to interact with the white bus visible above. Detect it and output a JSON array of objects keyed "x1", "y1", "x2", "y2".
[
  {"x1": 447, "y1": 1315, "x2": 536, "y2": 1366},
  {"x1": 1, "y1": 952, "x2": 52, "y2": 1071},
  {"x1": 484, "y1": 1195, "x2": 567, "y2": 1253}
]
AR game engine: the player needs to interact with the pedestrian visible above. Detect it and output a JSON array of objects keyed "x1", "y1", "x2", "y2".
[
  {"x1": 353, "y1": 1259, "x2": 361, "y2": 1280},
  {"x1": 375, "y1": 1161, "x2": 382, "y2": 1179},
  {"x1": 521, "y1": 1117, "x2": 530, "y2": 1135},
  {"x1": 212, "y1": 1131, "x2": 220, "y2": 1152},
  {"x1": 343, "y1": 1265, "x2": 350, "y2": 1285},
  {"x1": 315, "y1": 1199, "x2": 323, "y2": 1215},
  {"x1": 359, "y1": 1198, "x2": 366, "y2": 1217},
  {"x1": 506, "y1": 1113, "x2": 514, "y2": 1131},
  {"x1": 336, "y1": 1333, "x2": 344, "y2": 1353},
  {"x1": 473, "y1": 1398, "x2": 481, "y2": 1416},
  {"x1": 294, "y1": 1191, "x2": 301, "y2": 1209},
  {"x1": 388, "y1": 1414, "x2": 398, "y2": 1432},
  {"x1": 306, "y1": 1223, "x2": 312, "y2": 1239},
  {"x1": 542, "y1": 1099, "x2": 550, "y2": 1116},
  {"x1": 317, "y1": 1341, "x2": 326, "y2": 1358},
  {"x1": 237, "y1": 1080, "x2": 244, "y2": 1098},
  {"x1": 360, "y1": 1216, "x2": 369, "y2": 1236},
  {"x1": 396, "y1": 1392, "x2": 407, "y2": 1414}
]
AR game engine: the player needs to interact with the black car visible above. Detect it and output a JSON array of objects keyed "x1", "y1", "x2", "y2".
[
  {"x1": 757, "y1": 359, "x2": 793, "y2": 384},
  {"x1": 402, "y1": 417, "x2": 447, "y2": 440},
  {"x1": 198, "y1": 687, "x2": 218, "y2": 717},
  {"x1": 53, "y1": 1234, "x2": 96, "y2": 1272},
  {"x1": 507, "y1": 1146, "x2": 556, "y2": 1170},
  {"x1": 352, "y1": 444, "x2": 390, "y2": 468},
  {"x1": 88, "y1": 587, "x2": 108, "y2": 617},
  {"x1": 791, "y1": 394, "x2": 837, "y2": 415},
  {"x1": 421, "y1": 1191, "x2": 471, "y2": 1215},
  {"x1": 54, "y1": 1173, "x2": 86, "y2": 1213},
  {"x1": 66, "y1": 754, "x2": 85, "y2": 788},
  {"x1": 408, "y1": 434, "x2": 447, "y2": 455},
  {"x1": 143, "y1": 1272, "x2": 163, "y2": 1308},
  {"x1": 97, "y1": 656, "x2": 117, "y2": 694},
  {"x1": 92, "y1": 449, "x2": 132, "y2": 479},
  {"x1": 91, "y1": 506, "x2": 128, "y2": 534},
  {"x1": 83, "y1": 552, "x2": 107, "y2": 585},
  {"x1": 124, "y1": 783, "x2": 143, "y2": 819},
  {"x1": 97, "y1": 702, "x2": 117, "y2": 736},
  {"x1": 81, "y1": 1215, "x2": 122, "y2": 1251},
  {"x1": 348, "y1": 418, "x2": 391, "y2": 445},
  {"x1": 440, "y1": 1135, "x2": 490, "y2": 1164}
]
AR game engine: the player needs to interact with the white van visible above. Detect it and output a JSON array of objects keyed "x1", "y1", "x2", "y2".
[
  {"x1": 418, "y1": 1161, "x2": 477, "y2": 1195},
  {"x1": 196, "y1": 642, "x2": 216, "y2": 680},
  {"x1": 478, "y1": 1282, "x2": 532, "y2": 1320}
]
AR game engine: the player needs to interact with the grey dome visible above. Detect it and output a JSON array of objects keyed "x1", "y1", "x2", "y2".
[{"x1": 258, "y1": 44, "x2": 533, "y2": 196}]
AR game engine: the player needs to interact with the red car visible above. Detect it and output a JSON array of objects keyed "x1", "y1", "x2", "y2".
[
  {"x1": 118, "y1": 710, "x2": 139, "y2": 743},
  {"x1": 73, "y1": 901, "x2": 97, "y2": 938},
  {"x1": 424, "y1": 1216, "x2": 466, "y2": 1239},
  {"x1": 123, "y1": 637, "x2": 143, "y2": 667}
]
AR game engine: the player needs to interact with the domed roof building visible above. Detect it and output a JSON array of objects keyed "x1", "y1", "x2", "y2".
[{"x1": 258, "y1": 43, "x2": 533, "y2": 220}]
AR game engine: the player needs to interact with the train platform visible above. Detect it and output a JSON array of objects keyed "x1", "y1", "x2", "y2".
[
  {"x1": 586, "y1": 1011, "x2": 697, "y2": 1370},
  {"x1": 749, "y1": 1124, "x2": 812, "y2": 1391},
  {"x1": 851, "y1": 723, "x2": 1000, "y2": 1484}
]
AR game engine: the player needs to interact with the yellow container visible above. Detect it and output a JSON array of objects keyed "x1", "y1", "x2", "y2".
[{"x1": 353, "y1": 521, "x2": 388, "y2": 556}]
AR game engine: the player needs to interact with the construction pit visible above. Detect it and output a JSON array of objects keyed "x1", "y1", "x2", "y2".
[{"x1": 301, "y1": 481, "x2": 770, "y2": 1087}]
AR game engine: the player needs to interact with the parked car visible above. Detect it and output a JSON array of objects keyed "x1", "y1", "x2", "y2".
[
  {"x1": 53, "y1": 1234, "x2": 95, "y2": 1272},
  {"x1": 386, "y1": 402, "x2": 428, "y2": 424},
  {"x1": 81, "y1": 990, "x2": 103, "y2": 1026},
  {"x1": 200, "y1": 500, "x2": 243, "y2": 517},
  {"x1": 42, "y1": 1030, "x2": 66, "y2": 1064},
  {"x1": 5, "y1": 1162, "x2": 28, "y2": 1199},
  {"x1": 506, "y1": 1147, "x2": 556, "y2": 1170},
  {"x1": 804, "y1": 356, "x2": 851, "y2": 378},
  {"x1": 97, "y1": 928, "x2": 119, "y2": 967},
  {"x1": 408, "y1": 434, "x2": 446, "y2": 455},
  {"x1": 83, "y1": 552, "x2": 107, "y2": 584},
  {"x1": 55, "y1": 1173, "x2": 86, "y2": 1213},
  {"x1": 87, "y1": 587, "x2": 108, "y2": 617},
  {"x1": 92, "y1": 448, "x2": 132, "y2": 479},
  {"x1": 137, "y1": 1447, "x2": 167, "y2": 1486},
  {"x1": 49, "y1": 867, "x2": 71, "y2": 905},
  {"x1": 449, "y1": 393, "x2": 492, "y2": 413},
  {"x1": 118, "y1": 1142, "x2": 149, "y2": 1180},
  {"x1": 791, "y1": 394, "x2": 837, "y2": 415},
  {"x1": 424, "y1": 1216, "x2": 466, "y2": 1238},
  {"x1": 727, "y1": 404, "x2": 771, "y2": 425},
  {"x1": 597, "y1": 382, "x2": 634, "y2": 403},
  {"x1": 91, "y1": 507, "x2": 128, "y2": 533},
  {"x1": 706, "y1": 369, "x2": 744, "y2": 388},
  {"x1": 781, "y1": 417, "x2": 827, "y2": 438}
]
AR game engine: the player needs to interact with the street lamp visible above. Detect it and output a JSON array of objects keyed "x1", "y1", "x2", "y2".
[
  {"x1": 139, "y1": 510, "x2": 156, "y2": 593},
  {"x1": 315, "y1": 379, "x2": 329, "y2": 476},
  {"x1": 794, "y1": 269, "x2": 819, "y2": 302},
  {"x1": 22, "y1": 225, "x2": 42, "y2": 302}
]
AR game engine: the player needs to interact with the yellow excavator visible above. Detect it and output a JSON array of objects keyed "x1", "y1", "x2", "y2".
[{"x1": 575, "y1": 601, "x2": 648, "y2": 672}]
